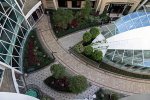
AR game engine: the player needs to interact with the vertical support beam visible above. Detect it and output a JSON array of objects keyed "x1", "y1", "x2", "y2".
[
  {"x1": 96, "y1": 0, "x2": 102, "y2": 12},
  {"x1": 53, "y1": 0, "x2": 58, "y2": 10},
  {"x1": 136, "y1": 0, "x2": 148, "y2": 11}
]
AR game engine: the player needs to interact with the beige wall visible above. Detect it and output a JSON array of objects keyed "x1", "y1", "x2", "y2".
[
  {"x1": 81, "y1": 1, "x2": 86, "y2": 8},
  {"x1": 96, "y1": 0, "x2": 142, "y2": 14},
  {"x1": 67, "y1": 1, "x2": 72, "y2": 8},
  {"x1": 41, "y1": 0, "x2": 142, "y2": 15},
  {"x1": 41, "y1": 0, "x2": 58, "y2": 9}
]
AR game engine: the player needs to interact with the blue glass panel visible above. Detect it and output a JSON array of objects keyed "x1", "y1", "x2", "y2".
[
  {"x1": 140, "y1": 15, "x2": 150, "y2": 26},
  {"x1": 122, "y1": 15, "x2": 131, "y2": 22},
  {"x1": 130, "y1": 12, "x2": 138, "y2": 19},
  {"x1": 115, "y1": 18, "x2": 124, "y2": 25},
  {"x1": 116, "y1": 24, "x2": 128, "y2": 33},
  {"x1": 132, "y1": 18, "x2": 142, "y2": 28},
  {"x1": 138, "y1": 11, "x2": 146, "y2": 16},
  {"x1": 125, "y1": 20, "x2": 135, "y2": 30},
  {"x1": 144, "y1": 61, "x2": 150, "y2": 67}
]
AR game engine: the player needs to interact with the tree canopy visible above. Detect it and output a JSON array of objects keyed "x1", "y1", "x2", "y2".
[
  {"x1": 50, "y1": 64, "x2": 65, "y2": 79},
  {"x1": 53, "y1": 9, "x2": 73, "y2": 29},
  {"x1": 69, "y1": 75, "x2": 88, "y2": 93}
]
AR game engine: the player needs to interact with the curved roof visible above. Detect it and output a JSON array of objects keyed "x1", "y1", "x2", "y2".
[
  {"x1": 93, "y1": 11, "x2": 150, "y2": 72},
  {"x1": 0, "y1": 92, "x2": 39, "y2": 100},
  {"x1": 101, "y1": 11, "x2": 150, "y2": 39},
  {"x1": 107, "y1": 26, "x2": 150, "y2": 50}
]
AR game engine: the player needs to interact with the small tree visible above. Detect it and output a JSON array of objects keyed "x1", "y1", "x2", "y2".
[
  {"x1": 83, "y1": 32, "x2": 92, "y2": 43},
  {"x1": 74, "y1": 43, "x2": 84, "y2": 53},
  {"x1": 69, "y1": 75, "x2": 88, "y2": 93},
  {"x1": 90, "y1": 27, "x2": 100, "y2": 39},
  {"x1": 53, "y1": 9, "x2": 73, "y2": 29},
  {"x1": 81, "y1": 0, "x2": 92, "y2": 19},
  {"x1": 84, "y1": 45, "x2": 93, "y2": 56},
  {"x1": 50, "y1": 64, "x2": 65, "y2": 79},
  {"x1": 99, "y1": 12, "x2": 110, "y2": 23},
  {"x1": 92, "y1": 50, "x2": 103, "y2": 62}
]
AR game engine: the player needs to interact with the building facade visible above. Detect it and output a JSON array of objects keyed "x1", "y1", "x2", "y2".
[
  {"x1": 137, "y1": 0, "x2": 150, "y2": 11},
  {"x1": 42, "y1": 0, "x2": 142, "y2": 18},
  {"x1": 0, "y1": 0, "x2": 43, "y2": 93}
]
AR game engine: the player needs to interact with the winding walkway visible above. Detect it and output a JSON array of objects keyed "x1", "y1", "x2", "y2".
[{"x1": 35, "y1": 15, "x2": 150, "y2": 95}]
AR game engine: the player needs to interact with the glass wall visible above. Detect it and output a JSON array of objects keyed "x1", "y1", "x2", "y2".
[
  {"x1": 0, "y1": 0, "x2": 30, "y2": 71},
  {"x1": 99, "y1": 11, "x2": 150, "y2": 74}
]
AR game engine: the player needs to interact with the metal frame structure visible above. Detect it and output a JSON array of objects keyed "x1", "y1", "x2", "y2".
[
  {"x1": 93, "y1": 9, "x2": 150, "y2": 75},
  {"x1": 0, "y1": 0, "x2": 43, "y2": 93}
]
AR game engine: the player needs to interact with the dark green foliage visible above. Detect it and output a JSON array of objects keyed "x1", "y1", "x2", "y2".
[
  {"x1": 45, "y1": 64, "x2": 88, "y2": 93},
  {"x1": 50, "y1": 64, "x2": 65, "y2": 79},
  {"x1": 81, "y1": 0, "x2": 92, "y2": 19},
  {"x1": 99, "y1": 12, "x2": 110, "y2": 22},
  {"x1": 69, "y1": 75, "x2": 88, "y2": 93},
  {"x1": 84, "y1": 45, "x2": 93, "y2": 56},
  {"x1": 95, "y1": 89, "x2": 119, "y2": 100},
  {"x1": 92, "y1": 50, "x2": 103, "y2": 62},
  {"x1": 23, "y1": 30, "x2": 54, "y2": 73},
  {"x1": 74, "y1": 43, "x2": 84, "y2": 53},
  {"x1": 44, "y1": 76, "x2": 70, "y2": 92},
  {"x1": 111, "y1": 94, "x2": 118, "y2": 100},
  {"x1": 49, "y1": 9, "x2": 100, "y2": 38},
  {"x1": 53, "y1": 9, "x2": 73, "y2": 29},
  {"x1": 90, "y1": 27, "x2": 100, "y2": 39},
  {"x1": 41, "y1": 96, "x2": 51, "y2": 100},
  {"x1": 83, "y1": 32, "x2": 92, "y2": 43}
]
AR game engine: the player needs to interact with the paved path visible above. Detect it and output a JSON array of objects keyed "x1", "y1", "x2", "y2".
[
  {"x1": 28, "y1": 15, "x2": 150, "y2": 98},
  {"x1": 58, "y1": 29, "x2": 89, "y2": 50}
]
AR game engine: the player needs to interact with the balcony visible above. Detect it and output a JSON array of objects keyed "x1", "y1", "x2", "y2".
[
  {"x1": 23, "y1": 0, "x2": 40, "y2": 15},
  {"x1": 0, "y1": 69, "x2": 16, "y2": 92}
]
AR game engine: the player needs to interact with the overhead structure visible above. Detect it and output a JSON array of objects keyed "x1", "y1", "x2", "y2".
[
  {"x1": 0, "y1": 0, "x2": 43, "y2": 93},
  {"x1": 93, "y1": 10, "x2": 150, "y2": 74}
]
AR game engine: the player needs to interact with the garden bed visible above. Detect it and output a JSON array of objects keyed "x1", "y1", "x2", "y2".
[
  {"x1": 44, "y1": 64, "x2": 89, "y2": 94},
  {"x1": 94, "y1": 88, "x2": 125, "y2": 100},
  {"x1": 23, "y1": 29, "x2": 55, "y2": 73},
  {"x1": 71, "y1": 46, "x2": 150, "y2": 79},
  {"x1": 44, "y1": 76, "x2": 71, "y2": 93},
  {"x1": 48, "y1": 9, "x2": 109, "y2": 38}
]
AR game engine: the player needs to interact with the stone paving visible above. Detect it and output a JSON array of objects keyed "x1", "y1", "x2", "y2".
[
  {"x1": 58, "y1": 29, "x2": 89, "y2": 50},
  {"x1": 26, "y1": 15, "x2": 150, "y2": 99},
  {"x1": 25, "y1": 62, "x2": 100, "y2": 100}
]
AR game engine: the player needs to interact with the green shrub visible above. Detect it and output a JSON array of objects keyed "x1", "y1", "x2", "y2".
[
  {"x1": 81, "y1": 0, "x2": 92, "y2": 19},
  {"x1": 53, "y1": 9, "x2": 73, "y2": 29},
  {"x1": 50, "y1": 64, "x2": 65, "y2": 79},
  {"x1": 41, "y1": 96, "x2": 51, "y2": 100},
  {"x1": 69, "y1": 75, "x2": 88, "y2": 93},
  {"x1": 84, "y1": 45, "x2": 93, "y2": 56},
  {"x1": 74, "y1": 43, "x2": 84, "y2": 53},
  {"x1": 90, "y1": 27, "x2": 100, "y2": 39},
  {"x1": 92, "y1": 50, "x2": 103, "y2": 62},
  {"x1": 83, "y1": 32, "x2": 92, "y2": 43},
  {"x1": 111, "y1": 94, "x2": 118, "y2": 100},
  {"x1": 99, "y1": 12, "x2": 110, "y2": 22}
]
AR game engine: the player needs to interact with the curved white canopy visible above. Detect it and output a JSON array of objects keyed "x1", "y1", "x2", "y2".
[
  {"x1": 107, "y1": 26, "x2": 150, "y2": 50},
  {"x1": 0, "y1": 92, "x2": 39, "y2": 100}
]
